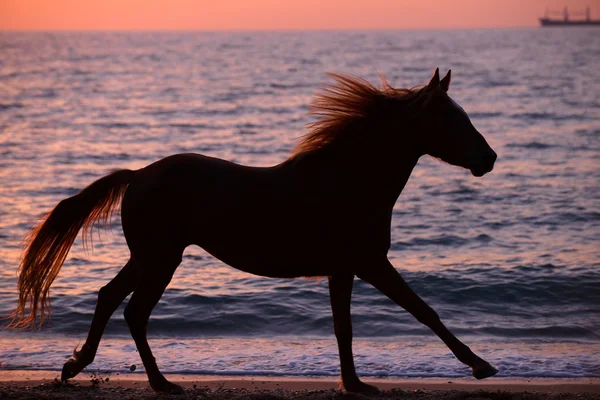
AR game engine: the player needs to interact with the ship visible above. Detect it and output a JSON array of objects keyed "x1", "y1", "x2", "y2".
[{"x1": 539, "y1": 6, "x2": 600, "y2": 26}]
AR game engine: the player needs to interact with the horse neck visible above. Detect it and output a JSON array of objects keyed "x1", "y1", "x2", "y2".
[
  {"x1": 297, "y1": 121, "x2": 422, "y2": 210},
  {"x1": 347, "y1": 143, "x2": 420, "y2": 210}
]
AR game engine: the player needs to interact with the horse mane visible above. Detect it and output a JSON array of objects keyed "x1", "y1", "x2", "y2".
[{"x1": 292, "y1": 73, "x2": 426, "y2": 156}]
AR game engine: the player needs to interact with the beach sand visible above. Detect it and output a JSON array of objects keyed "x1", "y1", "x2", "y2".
[{"x1": 0, "y1": 371, "x2": 599, "y2": 399}]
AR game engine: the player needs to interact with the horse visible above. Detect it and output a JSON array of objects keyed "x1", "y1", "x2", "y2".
[{"x1": 9, "y1": 68, "x2": 498, "y2": 394}]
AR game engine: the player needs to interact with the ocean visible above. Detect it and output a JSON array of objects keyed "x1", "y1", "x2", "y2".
[{"x1": 0, "y1": 29, "x2": 599, "y2": 379}]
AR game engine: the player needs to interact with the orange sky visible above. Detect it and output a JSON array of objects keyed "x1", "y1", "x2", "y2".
[{"x1": 1, "y1": 0, "x2": 599, "y2": 30}]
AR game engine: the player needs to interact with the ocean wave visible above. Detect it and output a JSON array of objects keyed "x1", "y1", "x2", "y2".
[
  {"x1": 92, "y1": 122, "x2": 150, "y2": 129},
  {"x1": 468, "y1": 111, "x2": 504, "y2": 119},
  {"x1": 510, "y1": 112, "x2": 593, "y2": 121},
  {"x1": 9, "y1": 264, "x2": 594, "y2": 341},
  {"x1": 481, "y1": 80, "x2": 519, "y2": 88},
  {"x1": 505, "y1": 141, "x2": 557, "y2": 150},
  {"x1": 390, "y1": 233, "x2": 492, "y2": 250},
  {"x1": 1, "y1": 336, "x2": 598, "y2": 378},
  {"x1": 0, "y1": 103, "x2": 24, "y2": 111}
]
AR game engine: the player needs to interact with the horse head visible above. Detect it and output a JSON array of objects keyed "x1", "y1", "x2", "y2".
[{"x1": 419, "y1": 68, "x2": 497, "y2": 177}]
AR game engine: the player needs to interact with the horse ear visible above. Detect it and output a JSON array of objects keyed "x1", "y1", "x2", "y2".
[
  {"x1": 440, "y1": 70, "x2": 451, "y2": 92},
  {"x1": 427, "y1": 67, "x2": 440, "y2": 88}
]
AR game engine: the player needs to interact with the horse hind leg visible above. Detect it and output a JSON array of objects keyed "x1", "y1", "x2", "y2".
[
  {"x1": 123, "y1": 254, "x2": 182, "y2": 394},
  {"x1": 62, "y1": 259, "x2": 137, "y2": 381}
]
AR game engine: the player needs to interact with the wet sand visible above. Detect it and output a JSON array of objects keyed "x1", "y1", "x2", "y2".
[{"x1": 0, "y1": 371, "x2": 599, "y2": 399}]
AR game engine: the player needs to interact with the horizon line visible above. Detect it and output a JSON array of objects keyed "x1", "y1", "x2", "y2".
[{"x1": 0, "y1": 26, "x2": 545, "y2": 33}]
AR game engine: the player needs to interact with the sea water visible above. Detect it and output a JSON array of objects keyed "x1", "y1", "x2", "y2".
[{"x1": 0, "y1": 30, "x2": 599, "y2": 378}]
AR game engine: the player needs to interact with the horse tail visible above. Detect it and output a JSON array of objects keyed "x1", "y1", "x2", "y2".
[{"x1": 7, "y1": 169, "x2": 135, "y2": 329}]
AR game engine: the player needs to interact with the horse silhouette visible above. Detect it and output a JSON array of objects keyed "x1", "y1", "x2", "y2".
[{"x1": 9, "y1": 68, "x2": 498, "y2": 393}]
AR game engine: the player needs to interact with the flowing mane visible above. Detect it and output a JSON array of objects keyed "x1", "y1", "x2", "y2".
[{"x1": 292, "y1": 73, "x2": 426, "y2": 156}]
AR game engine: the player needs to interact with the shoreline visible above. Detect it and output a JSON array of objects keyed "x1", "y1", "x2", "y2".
[{"x1": 0, "y1": 371, "x2": 599, "y2": 399}]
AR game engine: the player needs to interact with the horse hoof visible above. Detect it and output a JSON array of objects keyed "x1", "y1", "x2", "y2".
[
  {"x1": 473, "y1": 363, "x2": 499, "y2": 380},
  {"x1": 61, "y1": 359, "x2": 83, "y2": 381},
  {"x1": 150, "y1": 378, "x2": 184, "y2": 394},
  {"x1": 61, "y1": 343, "x2": 94, "y2": 381},
  {"x1": 342, "y1": 380, "x2": 380, "y2": 394}
]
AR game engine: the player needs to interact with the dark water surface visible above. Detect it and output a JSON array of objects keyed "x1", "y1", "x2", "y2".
[{"x1": 0, "y1": 30, "x2": 599, "y2": 378}]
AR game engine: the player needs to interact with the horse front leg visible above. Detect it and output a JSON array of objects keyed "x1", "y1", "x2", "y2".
[
  {"x1": 357, "y1": 260, "x2": 498, "y2": 380},
  {"x1": 328, "y1": 275, "x2": 379, "y2": 393}
]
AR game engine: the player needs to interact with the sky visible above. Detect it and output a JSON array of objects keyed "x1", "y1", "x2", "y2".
[{"x1": 1, "y1": 0, "x2": 600, "y2": 30}]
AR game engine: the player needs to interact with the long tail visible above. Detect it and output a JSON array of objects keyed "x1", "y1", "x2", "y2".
[{"x1": 8, "y1": 169, "x2": 135, "y2": 329}]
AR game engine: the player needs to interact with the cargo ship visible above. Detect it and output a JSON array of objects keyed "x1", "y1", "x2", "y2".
[{"x1": 539, "y1": 6, "x2": 600, "y2": 26}]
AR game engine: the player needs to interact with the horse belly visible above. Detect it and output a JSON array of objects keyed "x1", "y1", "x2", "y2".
[
  {"x1": 194, "y1": 233, "x2": 314, "y2": 278},
  {"x1": 193, "y1": 216, "x2": 361, "y2": 279}
]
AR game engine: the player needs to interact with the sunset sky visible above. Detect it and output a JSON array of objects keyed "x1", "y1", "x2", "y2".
[{"x1": 1, "y1": 0, "x2": 599, "y2": 30}]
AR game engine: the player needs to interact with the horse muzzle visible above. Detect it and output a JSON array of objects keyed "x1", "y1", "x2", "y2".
[{"x1": 470, "y1": 149, "x2": 497, "y2": 177}]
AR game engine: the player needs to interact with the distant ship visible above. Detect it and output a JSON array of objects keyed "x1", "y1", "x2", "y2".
[{"x1": 539, "y1": 6, "x2": 600, "y2": 26}]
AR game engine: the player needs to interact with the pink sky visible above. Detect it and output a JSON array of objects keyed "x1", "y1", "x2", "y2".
[{"x1": 1, "y1": 0, "x2": 599, "y2": 30}]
